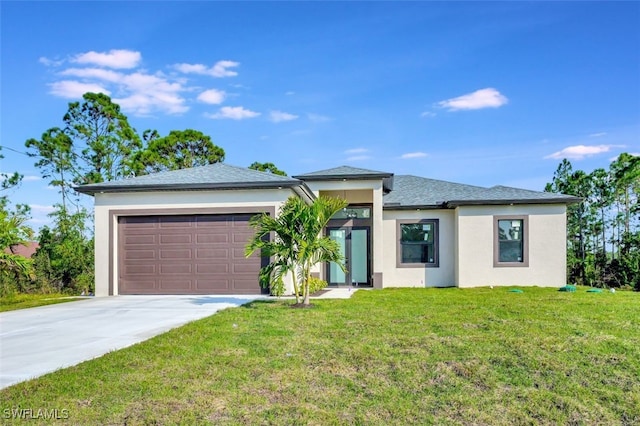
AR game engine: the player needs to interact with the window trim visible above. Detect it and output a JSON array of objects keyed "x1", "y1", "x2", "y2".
[
  {"x1": 493, "y1": 215, "x2": 529, "y2": 267},
  {"x1": 396, "y1": 219, "x2": 439, "y2": 268}
]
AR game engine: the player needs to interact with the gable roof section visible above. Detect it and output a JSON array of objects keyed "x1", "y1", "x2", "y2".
[
  {"x1": 75, "y1": 163, "x2": 303, "y2": 195},
  {"x1": 293, "y1": 165, "x2": 394, "y2": 192},
  {"x1": 293, "y1": 165, "x2": 393, "y2": 180},
  {"x1": 383, "y1": 175, "x2": 580, "y2": 209}
]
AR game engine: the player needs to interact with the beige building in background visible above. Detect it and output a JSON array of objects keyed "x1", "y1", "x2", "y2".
[{"x1": 77, "y1": 164, "x2": 579, "y2": 296}]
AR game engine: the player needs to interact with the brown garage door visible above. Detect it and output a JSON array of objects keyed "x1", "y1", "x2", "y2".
[{"x1": 118, "y1": 214, "x2": 264, "y2": 295}]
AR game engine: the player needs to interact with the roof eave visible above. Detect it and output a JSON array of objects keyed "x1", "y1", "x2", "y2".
[
  {"x1": 383, "y1": 203, "x2": 448, "y2": 210},
  {"x1": 74, "y1": 180, "x2": 301, "y2": 195},
  {"x1": 293, "y1": 173, "x2": 393, "y2": 181},
  {"x1": 446, "y1": 197, "x2": 582, "y2": 207}
]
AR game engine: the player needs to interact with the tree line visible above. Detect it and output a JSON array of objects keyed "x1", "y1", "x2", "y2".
[
  {"x1": 545, "y1": 155, "x2": 639, "y2": 289},
  {"x1": 0, "y1": 92, "x2": 284, "y2": 296}
]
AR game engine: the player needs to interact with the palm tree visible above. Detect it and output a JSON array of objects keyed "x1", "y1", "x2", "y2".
[{"x1": 246, "y1": 195, "x2": 347, "y2": 305}]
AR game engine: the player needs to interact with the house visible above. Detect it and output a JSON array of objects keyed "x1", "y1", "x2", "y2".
[
  {"x1": 75, "y1": 164, "x2": 580, "y2": 296},
  {"x1": 4, "y1": 242, "x2": 39, "y2": 258}
]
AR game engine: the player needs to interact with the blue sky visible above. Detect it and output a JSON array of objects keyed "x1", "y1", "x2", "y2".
[{"x1": 1, "y1": 1, "x2": 639, "y2": 228}]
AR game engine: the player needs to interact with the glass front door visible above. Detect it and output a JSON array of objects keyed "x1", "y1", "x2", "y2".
[{"x1": 327, "y1": 227, "x2": 370, "y2": 286}]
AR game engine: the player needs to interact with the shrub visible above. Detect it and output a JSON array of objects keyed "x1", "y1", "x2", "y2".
[{"x1": 296, "y1": 277, "x2": 327, "y2": 296}]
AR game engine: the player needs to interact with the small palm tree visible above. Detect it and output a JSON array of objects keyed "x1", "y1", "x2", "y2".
[{"x1": 246, "y1": 195, "x2": 347, "y2": 305}]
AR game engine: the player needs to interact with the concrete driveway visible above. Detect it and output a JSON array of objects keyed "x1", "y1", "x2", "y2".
[{"x1": 0, "y1": 295, "x2": 263, "y2": 389}]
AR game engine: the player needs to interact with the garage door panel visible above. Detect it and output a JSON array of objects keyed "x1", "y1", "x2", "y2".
[
  {"x1": 233, "y1": 279, "x2": 262, "y2": 289},
  {"x1": 196, "y1": 279, "x2": 230, "y2": 291},
  {"x1": 124, "y1": 264, "x2": 156, "y2": 275},
  {"x1": 123, "y1": 216, "x2": 158, "y2": 226},
  {"x1": 196, "y1": 217, "x2": 229, "y2": 227},
  {"x1": 124, "y1": 249, "x2": 156, "y2": 260},
  {"x1": 122, "y1": 279, "x2": 157, "y2": 290},
  {"x1": 159, "y1": 279, "x2": 192, "y2": 290},
  {"x1": 233, "y1": 248, "x2": 252, "y2": 259},
  {"x1": 160, "y1": 264, "x2": 192, "y2": 274},
  {"x1": 159, "y1": 249, "x2": 192, "y2": 260},
  {"x1": 119, "y1": 214, "x2": 264, "y2": 295},
  {"x1": 196, "y1": 264, "x2": 229, "y2": 274},
  {"x1": 233, "y1": 264, "x2": 260, "y2": 273},
  {"x1": 160, "y1": 234, "x2": 192, "y2": 244},
  {"x1": 197, "y1": 234, "x2": 229, "y2": 244},
  {"x1": 196, "y1": 248, "x2": 229, "y2": 259},
  {"x1": 159, "y1": 216, "x2": 194, "y2": 227},
  {"x1": 124, "y1": 234, "x2": 156, "y2": 245}
]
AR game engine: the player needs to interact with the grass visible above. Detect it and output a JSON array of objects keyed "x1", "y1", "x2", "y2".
[
  {"x1": 0, "y1": 293, "x2": 82, "y2": 312},
  {"x1": 1, "y1": 287, "x2": 639, "y2": 425}
]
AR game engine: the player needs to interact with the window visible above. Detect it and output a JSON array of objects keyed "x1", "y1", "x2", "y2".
[
  {"x1": 494, "y1": 215, "x2": 529, "y2": 267},
  {"x1": 397, "y1": 219, "x2": 439, "y2": 267},
  {"x1": 332, "y1": 206, "x2": 371, "y2": 219}
]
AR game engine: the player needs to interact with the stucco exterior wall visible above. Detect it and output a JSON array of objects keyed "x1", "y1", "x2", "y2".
[
  {"x1": 382, "y1": 209, "x2": 456, "y2": 287},
  {"x1": 455, "y1": 204, "x2": 567, "y2": 288},
  {"x1": 93, "y1": 189, "x2": 295, "y2": 297}
]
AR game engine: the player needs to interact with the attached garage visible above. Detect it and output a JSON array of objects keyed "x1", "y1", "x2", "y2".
[
  {"x1": 118, "y1": 214, "x2": 263, "y2": 295},
  {"x1": 75, "y1": 163, "x2": 317, "y2": 296}
]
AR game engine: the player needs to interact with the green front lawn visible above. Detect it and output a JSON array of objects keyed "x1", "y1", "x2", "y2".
[
  {"x1": 0, "y1": 293, "x2": 82, "y2": 312},
  {"x1": 1, "y1": 287, "x2": 639, "y2": 424}
]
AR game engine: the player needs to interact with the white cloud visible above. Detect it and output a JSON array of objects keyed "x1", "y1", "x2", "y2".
[
  {"x1": 344, "y1": 148, "x2": 369, "y2": 154},
  {"x1": 400, "y1": 152, "x2": 428, "y2": 159},
  {"x1": 27, "y1": 218, "x2": 53, "y2": 225},
  {"x1": 285, "y1": 91, "x2": 295, "y2": 95},
  {"x1": 72, "y1": 49, "x2": 141, "y2": 69},
  {"x1": 174, "y1": 60, "x2": 239, "y2": 77},
  {"x1": 46, "y1": 51, "x2": 241, "y2": 116},
  {"x1": 589, "y1": 132, "x2": 607, "y2": 138},
  {"x1": 60, "y1": 67, "x2": 123, "y2": 83},
  {"x1": 544, "y1": 144, "x2": 622, "y2": 160},
  {"x1": 269, "y1": 110, "x2": 299, "y2": 123},
  {"x1": 55, "y1": 66, "x2": 188, "y2": 115},
  {"x1": 114, "y1": 72, "x2": 187, "y2": 115},
  {"x1": 347, "y1": 155, "x2": 372, "y2": 161},
  {"x1": 49, "y1": 80, "x2": 111, "y2": 98},
  {"x1": 39, "y1": 56, "x2": 64, "y2": 67},
  {"x1": 205, "y1": 106, "x2": 260, "y2": 120},
  {"x1": 307, "y1": 113, "x2": 332, "y2": 123},
  {"x1": 438, "y1": 88, "x2": 508, "y2": 111},
  {"x1": 421, "y1": 111, "x2": 436, "y2": 118},
  {"x1": 114, "y1": 92, "x2": 188, "y2": 116},
  {"x1": 29, "y1": 204, "x2": 55, "y2": 214},
  {"x1": 197, "y1": 89, "x2": 226, "y2": 104},
  {"x1": 23, "y1": 175, "x2": 41, "y2": 182}
]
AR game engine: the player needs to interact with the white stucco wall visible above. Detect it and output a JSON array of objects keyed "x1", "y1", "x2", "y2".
[
  {"x1": 382, "y1": 209, "x2": 456, "y2": 287},
  {"x1": 455, "y1": 204, "x2": 567, "y2": 288},
  {"x1": 93, "y1": 188, "x2": 295, "y2": 296}
]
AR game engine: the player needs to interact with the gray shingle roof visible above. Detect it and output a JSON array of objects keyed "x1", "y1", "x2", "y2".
[
  {"x1": 383, "y1": 175, "x2": 580, "y2": 208},
  {"x1": 75, "y1": 163, "x2": 301, "y2": 194},
  {"x1": 75, "y1": 163, "x2": 580, "y2": 206},
  {"x1": 383, "y1": 175, "x2": 487, "y2": 207},
  {"x1": 293, "y1": 165, "x2": 393, "y2": 179}
]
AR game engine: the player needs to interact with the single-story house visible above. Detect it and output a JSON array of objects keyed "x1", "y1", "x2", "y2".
[{"x1": 76, "y1": 164, "x2": 580, "y2": 296}]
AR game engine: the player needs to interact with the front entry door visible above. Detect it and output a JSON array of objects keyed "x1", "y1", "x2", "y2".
[{"x1": 327, "y1": 227, "x2": 370, "y2": 286}]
